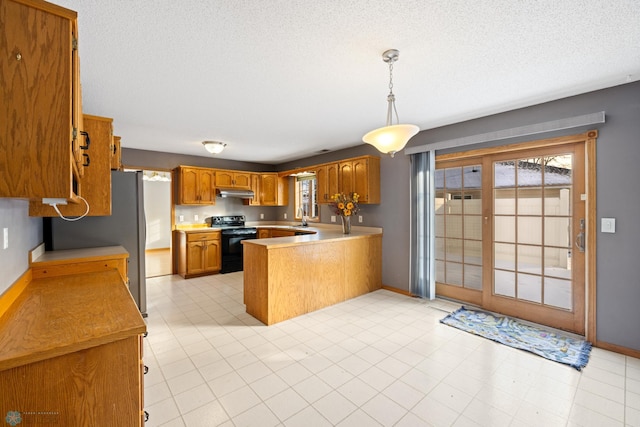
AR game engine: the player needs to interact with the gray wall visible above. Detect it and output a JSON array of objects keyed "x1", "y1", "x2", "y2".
[
  {"x1": 0, "y1": 199, "x2": 43, "y2": 294},
  {"x1": 403, "y1": 81, "x2": 640, "y2": 351}
]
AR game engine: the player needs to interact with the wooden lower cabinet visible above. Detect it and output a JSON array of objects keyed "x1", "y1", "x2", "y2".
[
  {"x1": 0, "y1": 336, "x2": 143, "y2": 426},
  {"x1": 177, "y1": 230, "x2": 221, "y2": 278},
  {"x1": 243, "y1": 234, "x2": 382, "y2": 325},
  {"x1": 0, "y1": 269, "x2": 146, "y2": 426}
]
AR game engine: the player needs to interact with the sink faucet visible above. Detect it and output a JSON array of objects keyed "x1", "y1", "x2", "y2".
[{"x1": 298, "y1": 208, "x2": 308, "y2": 227}]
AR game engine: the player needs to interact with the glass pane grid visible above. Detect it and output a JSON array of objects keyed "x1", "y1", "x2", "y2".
[
  {"x1": 493, "y1": 155, "x2": 573, "y2": 309},
  {"x1": 436, "y1": 165, "x2": 482, "y2": 289}
]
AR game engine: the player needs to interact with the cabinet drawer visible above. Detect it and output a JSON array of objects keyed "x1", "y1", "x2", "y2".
[{"x1": 186, "y1": 232, "x2": 220, "y2": 242}]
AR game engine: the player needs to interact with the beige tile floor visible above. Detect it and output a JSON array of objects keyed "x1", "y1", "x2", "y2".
[{"x1": 143, "y1": 272, "x2": 640, "y2": 426}]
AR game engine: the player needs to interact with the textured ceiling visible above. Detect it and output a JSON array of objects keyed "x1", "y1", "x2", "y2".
[{"x1": 55, "y1": 0, "x2": 640, "y2": 164}]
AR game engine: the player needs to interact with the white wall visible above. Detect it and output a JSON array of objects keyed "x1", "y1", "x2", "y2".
[{"x1": 143, "y1": 180, "x2": 171, "y2": 249}]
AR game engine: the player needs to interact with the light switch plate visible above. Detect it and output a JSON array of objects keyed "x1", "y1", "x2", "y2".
[
  {"x1": 331, "y1": 216, "x2": 336, "y2": 223},
  {"x1": 194, "y1": 214, "x2": 199, "y2": 221},
  {"x1": 3, "y1": 228, "x2": 8, "y2": 249},
  {"x1": 601, "y1": 218, "x2": 616, "y2": 233},
  {"x1": 260, "y1": 213, "x2": 264, "y2": 219},
  {"x1": 284, "y1": 213, "x2": 287, "y2": 219}
]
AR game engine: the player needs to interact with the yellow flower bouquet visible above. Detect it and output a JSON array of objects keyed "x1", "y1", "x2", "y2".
[{"x1": 330, "y1": 192, "x2": 360, "y2": 217}]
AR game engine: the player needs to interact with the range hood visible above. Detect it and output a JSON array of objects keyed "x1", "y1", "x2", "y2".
[{"x1": 216, "y1": 188, "x2": 255, "y2": 199}]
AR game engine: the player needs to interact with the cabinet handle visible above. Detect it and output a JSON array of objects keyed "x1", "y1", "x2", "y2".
[
  {"x1": 82, "y1": 153, "x2": 90, "y2": 167},
  {"x1": 144, "y1": 365, "x2": 149, "y2": 374},
  {"x1": 144, "y1": 411, "x2": 149, "y2": 422},
  {"x1": 79, "y1": 131, "x2": 90, "y2": 150}
]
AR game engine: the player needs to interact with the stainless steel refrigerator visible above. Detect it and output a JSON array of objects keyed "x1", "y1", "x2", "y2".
[{"x1": 45, "y1": 170, "x2": 147, "y2": 316}]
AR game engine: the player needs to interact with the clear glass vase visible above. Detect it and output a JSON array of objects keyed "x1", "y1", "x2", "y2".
[{"x1": 341, "y1": 216, "x2": 351, "y2": 234}]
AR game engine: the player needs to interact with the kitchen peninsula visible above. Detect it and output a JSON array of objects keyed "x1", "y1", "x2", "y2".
[{"x1": 242, "y1": 226, "x2": 382, "y2": 325}]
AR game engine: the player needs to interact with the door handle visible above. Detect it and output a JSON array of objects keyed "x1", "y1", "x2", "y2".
[{"x1": 575, "y1": 218, "x2": 585, "y2": 253}]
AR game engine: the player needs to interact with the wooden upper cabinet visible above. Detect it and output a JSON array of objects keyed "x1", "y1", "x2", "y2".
[
  {"x1": 247, "y1": 173, "x2": 261, "y2": 206},
  {"x1": 261, "y1": 174, "x2": 288, "y2": 206},
  {"x1": 176, "y1": 166, "x2": 215, "y2": 205},
  {"x1": 29, "y1": 114, "x2": 113, "y2": 216},
  {"x1": 337, "y1": 156, "x2": 380, "y2": 204},
  {"x1": 1, "y1": 0, "x2": 82, "y2": 200},
  {"x1": 215, "y1": 170, "x2": 251, "y2": 189},
  {"x1": 314, "y1": 163, "x2": 339, "y2": 203},
  {"x1": 353, "y1": 156, "x2": 380, "y2": 204}
]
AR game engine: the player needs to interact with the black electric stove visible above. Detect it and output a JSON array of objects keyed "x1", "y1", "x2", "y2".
[{"x1": 206, "y1": 215, "x2": 257, "y2": 273}]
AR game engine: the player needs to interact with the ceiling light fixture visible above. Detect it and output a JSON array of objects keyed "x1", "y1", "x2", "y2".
[
  {"x1": 362, "y1": 49, "x2": 419, "y2": 157},
  {"x1": 202, "y1": 140, "x2": 227, "y2": 154}
]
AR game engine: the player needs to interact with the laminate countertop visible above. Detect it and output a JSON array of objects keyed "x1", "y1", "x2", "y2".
[
  {"x1": 242, "y1": 225, "x2": 382, "y2": 249},
  {"x1": 0, "y1": 269, "x2": 146, "y2": 372}
]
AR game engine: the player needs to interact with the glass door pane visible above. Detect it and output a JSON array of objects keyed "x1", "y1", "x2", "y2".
[{"x1": 492, "y1": 154, "x2": 573, "y2": 310}]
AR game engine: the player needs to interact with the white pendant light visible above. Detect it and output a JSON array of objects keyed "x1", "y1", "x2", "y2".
[
  {"x1": 202, "y1": 140, "x2": 227, "y2": 154},
  {"x1": 362, "y1": 49, "x2": 419, "y2": 157}
]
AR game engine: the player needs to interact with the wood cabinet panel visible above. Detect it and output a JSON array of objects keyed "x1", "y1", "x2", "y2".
[
  {"x1": 176, "y1": 166, "x2": 215, "y2": 205},
  {"x1": 1, "y1": 0, "x2": 81, "y2": 200},
  {"x1": 177, "y1": 230, "x2": 221, "y2": 278},
  {"x1": 243, "y1": 234, "x2": 382, "y2": 325},
  {"x1": 0, "y1": 269, "x2": 145, "y2": 426},
  {"x1": 215, "y1": 170, "x2": 251, "y2": 189},
  {"x1": 315, "y1": 163, "x2": 339, "y2": 203},
  {"x1": 29, "y1": 114, "x2": 113, "y2": 216}
]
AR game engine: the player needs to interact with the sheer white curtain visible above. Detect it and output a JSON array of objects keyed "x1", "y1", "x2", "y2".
[{"x1": 409, "y1": 151, "x2": 435, "y2": 299}]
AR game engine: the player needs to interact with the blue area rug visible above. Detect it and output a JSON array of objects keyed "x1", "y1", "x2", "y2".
[{"x1": 440, "y1": 307, "x2": 592, "y2": 371}]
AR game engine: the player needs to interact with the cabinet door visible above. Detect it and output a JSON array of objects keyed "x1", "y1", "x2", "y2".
[
  {"x1": 180, "y1": 168, "x2": 200, "y2": 204},
  {"x1": 353, "y1": 157, "x2": 370, "y2": 203},
  {"x1": 1, "y1": 0, "x2": 79, "y2": 199},
  {"x1": 199, "y1": 169, "x2": 215, "y2": 203},
  {"x1": 247, "y1": 173, "x2": 261, "y2": 205},
  {"x1": 233, "y1": 173, "x2": 251, "y2": 189},
  {"x1": 354, "y1": 156, "x2": 380, "y2": 204},
  {"x1": 260, "y1": 174, "x2": 278, "y2": 205},
  {"x1": 186, "y1": 242, "x2": 205, "y2": 274},
  {"x1": 315, "y1": 166, "x2": 328, "y2": 203},
  {"x1": 203, "y1": 240, "x2": 221, "y2": 272},
  {"x1": 338, "y1": 161, "x2": 354, "y2": 195},
  {"x1": 258, "y1": 229, "x2": 271, "y2": 239},
  {"x1": 29, "y1": 114, "x2": 113, "y2": 216},
  {"x1": 327, "y1": 163, "x2": 339, "y2": 199},
  {"x1": 215, "y1": 170, "x2": 234, "y2": 187}
]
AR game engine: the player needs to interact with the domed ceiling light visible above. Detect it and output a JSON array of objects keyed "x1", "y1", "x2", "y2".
[
  {"x1": 202, "y1": 140, "x2": 227, "y2": 154},
  {"x1": 362, "y1": 49, "x2": 419, "y2": 157}
]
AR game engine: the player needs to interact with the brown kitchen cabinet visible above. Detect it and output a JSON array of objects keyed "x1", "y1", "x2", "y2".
[
  {"x1": 258, "y1": 229, "x2": 271, "y2": 239},
  {"x1": 175, "y1": 166, "x2": 215, "y2": 205},
  {"x1": 338, "y1": 156, "x2": 380, "y2": 204},
  {"x1": 260, "y1": 173, "x2": 288, "y2": 206},
  {"x1": 244, "y1": 173, "x2": 288, "y2": 206},
  {"x1": 177, "y1": 230, "x2": 221, "y2": 278},
  {"x1": 215, "y1": 170, "x2": 251, "y2": 189},
  {"x1": 29, "y1": 114, "x2": 113, "y2": 216},
  {"x1": 0, "y1": 267, "x2": 146, "y2": 426},
  {"x1": 1, "y1": 0, "x2": 84, "y2": 200},
  {"x1": 315, "y1": 163, "x2": 339, "y2": 203},
  {"x1": 246, "y1": 173, "x2": 261, "y2": 206}
]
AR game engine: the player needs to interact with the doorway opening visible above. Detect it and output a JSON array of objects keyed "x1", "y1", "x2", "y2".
[{"x1": 142, "y1": 170, "x2": 172, "y2": 278}]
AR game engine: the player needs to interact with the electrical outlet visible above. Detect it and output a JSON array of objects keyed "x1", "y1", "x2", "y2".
[
  {"x1": 194, "y1": 214, "x2": 199, "y2": 221},
  {"x1": 260, "y1": 213, "x2": 264, "y2": 219},
  {"x1": 358, "y1": 215, "x2": 363, "y2": 223},
  {"x1": 3, "y1": 228, "x2": 8, "y2": 249},
  {"x1": 284, "y1": 213, "x2": 287, "y2": 219},
  {"x1": 179, "y1": 215, "x2": 184, "y2": 222},
  {"x1": 331, "y1": 216, "x2": 336, "y2": 223}
]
